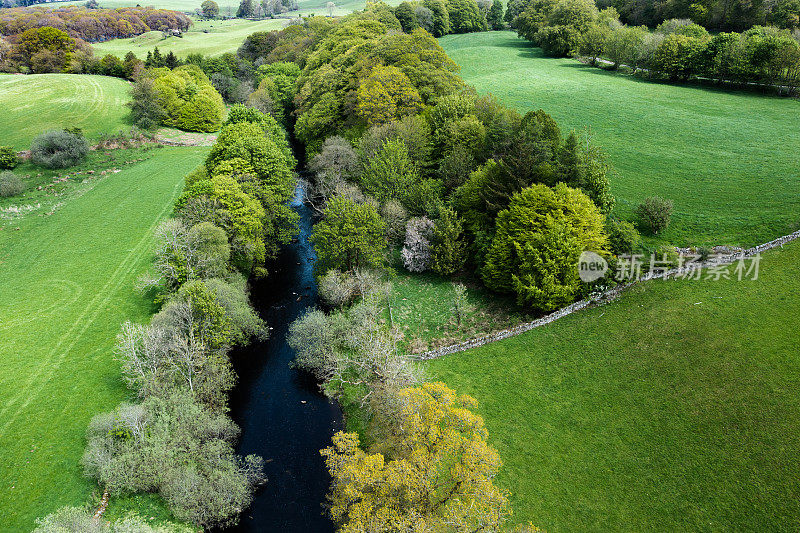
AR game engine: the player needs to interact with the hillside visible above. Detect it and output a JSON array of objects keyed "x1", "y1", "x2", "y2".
[
  {"x1": 439, "y1": 31, "x2": 800, "y2": 247},
  {"x1": 0, "y1": 74, "x2": 132, "y2": 150}
]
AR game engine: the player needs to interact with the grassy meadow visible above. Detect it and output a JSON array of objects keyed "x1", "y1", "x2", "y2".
[
  {"x1": 427, "y1": 240, "x2": 800, "y2": 531},
  {"x1": 92, "y1": 17, "x2": 287, "y2": 59},
  {"x1": 439, "y1": 31, "x2": 800, "y2": 248},
  {"x1": 0, "y1": 74, "x2": 132, "y2": 150},
  {"x1": 0, "y1": 146, "x2": 208, "y2": 530}
]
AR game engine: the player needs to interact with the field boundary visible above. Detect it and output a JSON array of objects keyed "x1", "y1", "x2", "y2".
[{"x1": 409, "y1": 228, "x2": 800, "y2": 361}]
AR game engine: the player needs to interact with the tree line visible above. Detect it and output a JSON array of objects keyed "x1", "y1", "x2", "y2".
[
  {"x1": 510, "y1": 0, "x2": 800, "y2": 92},
  {"x1": 0, "y1": 6, "x2": 191, "y2": 42}
]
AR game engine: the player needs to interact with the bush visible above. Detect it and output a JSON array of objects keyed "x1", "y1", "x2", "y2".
[
  {"x1": 318, "y1": 268, "x2": 358, "y2": 308},
  {"x1": 30, "y1": 130, "x2": 89, "y2": 169},
  {"x1": 635, "y1": 196, "x2": 674, "y2": 234},
  {"x1": 381, "y1": 199, "x2": 408, "y2": 245},
  {"x1": 0, "y1": 171, "x2": 25, "y2": 197},
  {"x1": 605, "y1": 217, "x2": 641, "y2": 255},
  {"x1": 0, "y1": 146, "x2": 19, "y2": 170},
  {"x1": 401, "y1": 217, "x2": 435, "y2": 272}
]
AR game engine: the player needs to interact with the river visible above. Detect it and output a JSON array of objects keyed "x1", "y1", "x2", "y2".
[{"x1": 226, "y1": 181, "x2": 343, "y2": 532}]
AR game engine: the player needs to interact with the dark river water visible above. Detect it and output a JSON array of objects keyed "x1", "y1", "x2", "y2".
[{"x1": 226, "y1": 182, "x2": 343, "y2": 533}]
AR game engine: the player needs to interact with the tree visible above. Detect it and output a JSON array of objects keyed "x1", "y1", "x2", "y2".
[
  {"x1": 447, "y1": 0, "x2": 488, "y2": 32},
  {"x1": 311, "y1": 196, "x2": 388, "y2": 273},
  {"x1": 430, "y1": 206, "x2": 467, "y2": 275},
  {"x1": 578, "y1": 23, "x2": 611, "y2": 64},
  {"x1": 451, "y1": 282, "x2": 475, "y2": 327},
  {"x1": 320, "y1": 382, "x2": 511, "y2": 533},
  {"x1": 82, "y1": 392, "x2": 265, "y2": 529},
  {"x1": 237, "y1": 0, "x2": 255, "y2": 17},
  {"x1": 128, "y1": 77, "x2": 167, "y2": 130},
  {"x1": 635, "y1": 196, "x2": 673, "y2": 234},
  {"x1": 488, "y1": 0, "x2": 505, "y2": 29},
  {"x1": 14, "y1": 27, "x2": 75, "y2": 72},
  {"x1": 482, "y1": 183, "x2": 609, "y2": 310},
  {"x1": 401, "y1": 216, "x2": 435, "y2": 272},
  {"x1": 359, "y1": 139, "x2": 419, "y2": 206},
  {"x1": 653, "y1": 33, "x2": 709, "y2": 80},
  {"x1": 423, "y1": 0, "x2": 452, "y2": 35},
  {"x1": 356, "y1": 65, "x2": 424, "y2": 126},
  {"x1": 395, "y1": 1, "x2": 418, "y2": 31},
  {"x1": 201, "y1": 0, "x2": 219, "y2": 18}
]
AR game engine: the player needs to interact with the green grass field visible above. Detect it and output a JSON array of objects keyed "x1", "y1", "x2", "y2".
[
  {"x1": 439, "y1": 31, "x2": 800, "y2": 248},
  {"x1": 428, "y1": 241, "x2": 800, "y2": 531},
  {"x1": 0, "y1": 146, "x2": 208, "y2": 530},
  {"x1": 0, "y1": 74, "x2": 132, "y2": 151},
  {"x1": 92, "y1": 17, "x2": 287, "y2": 59}
]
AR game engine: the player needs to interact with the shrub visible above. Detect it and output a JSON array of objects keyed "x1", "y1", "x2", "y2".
[
  {"x1": 401, "y1": 217, "x2": 435, "y2": 272},
  {"x1": 30, "y1": 130, "x2": 89, "y2": 169},
  {"x1": 381, "y1": 199, "x2": 408, "y2": 245},
  {"x1": 605, "y1": 217, "x2": 641, "y2": 255},
  {"x1": 0, "y1": 146, "x2": 19, "y2": 170},
  {"x1": 635, "y1": 196, "x2": 674, "y2": 234},
  {"x1": 81, "y1": 392, "x2": 265, "y2": 529},
  {"x1": 0, "y1": 171, "x2": 25, "y2": 197},
  {"x1": 318, "y1": 268, "x2": 358, "y2": 308}
]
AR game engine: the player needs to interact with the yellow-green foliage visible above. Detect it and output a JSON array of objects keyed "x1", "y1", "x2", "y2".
[
  {"x1": 321, "y1": 382, "x2": 511, "y2": 532},
  {"x1": 148, "y1": 65, "x2": 225, "y2": 132},
  {"x1": 356, "y1": 65, "x2": 423, "y2": 126},
  {"x1": 482, "y1": 182, "x2": 608, "y2": 310}
]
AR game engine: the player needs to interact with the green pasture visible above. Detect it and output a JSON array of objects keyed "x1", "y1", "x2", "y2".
[
  {"x1": 439, "y1": 31, "x2": 800, "y2": 247},
  {"x1": 428, "y1": 240, "x2": 800, "y2": 531},
  {"x1": 0, "y1": 146, "x2": 208, "y2": 530},
  {"x1": 0, "y1": 74, "x2": 132, "y2": 151},
  {"x1": 92, "y1": 17, "x2": 287, "y2": 59}
]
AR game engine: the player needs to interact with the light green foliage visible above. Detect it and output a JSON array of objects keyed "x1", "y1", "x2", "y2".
[
  {"x1": 146, "y1": 65, "x2": 225, "y2": 132},
  {"x1": 359, "y1": 138, "x2": 419, "y2": 206},
  {"x1": 482, "y1": 183, "x2": 608, "y2": 310},
  {"x1": 311, "y1": 196, "x2": 388, "y2": 273},
  {"x1": 356, "y1": 65, "x2": 424, "y2": 126},
  {"x1": 320, "y1": 383, "x2": 510, "y2": 532},
  {"x1": 429, "y1": 241, "x2": 800, "y2": 531},
  {"x1": 423, "y1": 0, "x2": 451, "y2": 36},
  {"x1": 653, "y1": 32, "x2": 709, "y2": 80},
  {"x1": 13, "y1": 26, "x2": 75, "y2": 73},
  {"x1": 488, "y1": 0, "x2": 505, "y2": 29},
  {"x1": 447, "y1": 0, "x2": 488, "y2": 33},
  {"x1": 177, "y1": 173, "x2": 267, "y2": 270},
  {"x1": 604, "y1": 217, "x2": 641, "y2": 255}
]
